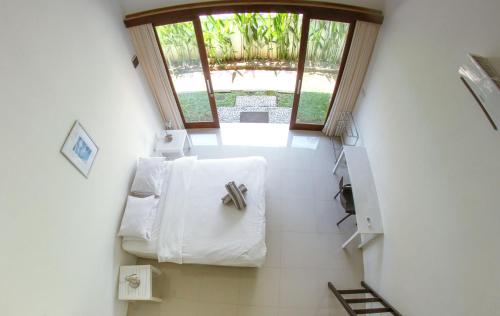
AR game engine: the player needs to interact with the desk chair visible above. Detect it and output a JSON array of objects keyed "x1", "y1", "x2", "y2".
[{"x1": 334, "y1": 177, "x2": 356, "y2": 226}]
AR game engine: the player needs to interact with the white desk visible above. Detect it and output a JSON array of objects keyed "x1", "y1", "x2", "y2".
[
  {"x1": 333, "y1": 146, "x2": 383, "y2": 249},
  {"x1": 154, "y1": 129, "x2": 192, "y2": 158}
]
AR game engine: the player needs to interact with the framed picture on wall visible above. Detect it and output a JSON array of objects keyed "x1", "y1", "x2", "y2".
[{"x1": 61, "y1": 121, "x2": 99, "y2": 178}]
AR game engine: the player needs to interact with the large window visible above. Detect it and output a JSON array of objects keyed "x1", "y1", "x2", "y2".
[
  {"x1": 295, "y1": 19, "x2": 349, "y2": 125},
  {"x1": 148, "y1": 3, "x2": 361, "y2": 129},
  {"x1": 200, "y1": 13, "x2": 303, "y2": 124},
  {"x1": 156, "y1": 22, "x2": 214, "y2": 124}
]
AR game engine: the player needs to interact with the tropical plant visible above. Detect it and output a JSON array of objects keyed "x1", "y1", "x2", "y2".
[
  {"x1": 305, "y1": 20, "x2": 349, "y2": 68},
  {"x1": 229, "y1": 13, "x2": 302, "y2": 62},
  {"x1": 156, "y1": 22, "x2": 201, "y2": 75},
  {"x1": 202, "y1": 15, "x2": 236, "y2": 64},
  {"x1": 155, "y1": 13, "x2": 348, "y2": 72}
]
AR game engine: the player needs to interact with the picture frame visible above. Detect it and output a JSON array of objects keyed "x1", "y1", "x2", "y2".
[{"x1": 61, "y1": 121, "x2": 99, "y2": 178}]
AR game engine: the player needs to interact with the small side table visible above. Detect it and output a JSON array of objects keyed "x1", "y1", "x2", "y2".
[
  {"x1": 118, "y1": 265, "x2": 162, "y2": 302},
  {"x1": 154, "y1": 129, "x2": 192, "y2": 158}
]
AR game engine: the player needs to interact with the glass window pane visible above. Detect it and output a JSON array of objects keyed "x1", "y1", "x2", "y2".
[
  {"x1": 296, "y1": 20, "x2": 349, "y2": 125},
  {"x1": 156, "y1": 22, "x2": 213, "y2": 123},
  {"x1": 200, "y1": 13, "x2": 302, "y2": 124}
]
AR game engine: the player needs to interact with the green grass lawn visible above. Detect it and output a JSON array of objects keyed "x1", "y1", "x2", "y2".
[
  {"x1": 178, "y1": 90, "x2": 331, "y2": 124},
  {"x1": 177, "y1": 92, "x2": 213, "y2": 122},
  {"x1": 296, "y1": 92, "x2": 332, "y2": 124}
]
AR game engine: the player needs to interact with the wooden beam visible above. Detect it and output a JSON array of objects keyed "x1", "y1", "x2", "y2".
[
  {"x1": 345, "y1": 297, "x2": 381, "y2": 304},
  {"x1": 361, "y1": 281, "x2": 403, "y2": 316},
  {"x1": 337, "y1": 289, "x2": 370, "y2": 294},
  {"x1": 353, "y1": 307, "x2": 392, "y2": 314},
  {"x1": 327, "y1": 282, "x2": 357, "y2": 316},
  {"x1": 124, "y1": 0, "x2": 383, "y2": 27}
]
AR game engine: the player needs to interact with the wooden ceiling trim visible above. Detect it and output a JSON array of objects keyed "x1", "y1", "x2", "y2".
[{"x1": 124, "y1": 0, "x2": 383, "y2": 27}]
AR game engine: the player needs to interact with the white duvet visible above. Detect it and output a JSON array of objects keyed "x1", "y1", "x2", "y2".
[{"x1": 156, "y1": 156, "x2": 267, "y2": 267}]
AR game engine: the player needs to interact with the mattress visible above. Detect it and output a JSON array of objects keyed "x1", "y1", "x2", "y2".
[{"x1": 122, "y1": 156, "x2": 267, "y2": 267}]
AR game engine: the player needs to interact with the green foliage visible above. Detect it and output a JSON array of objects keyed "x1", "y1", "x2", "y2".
[
  {"x1": 194, "y1": 13, "x2": 300, "y2": 63},
  {"x1": 156, "y1": 22, "x2": 202, "y2": 76},
  {"x1": 202, "y1": 15, "x2": 236, "y2": 64},
  {"x1": 177, "y1": 92, "x2": 213, "y2": 122},
  {"x1": 156, "y1": 16, "x2": 344, "y2": 125},
  {"x1": 305, "y1": 20, "x2": 349, "y2": 68},
  {"x1": 297, "y1": 91, "x2": 332, "y2": 124},
  {"x1": 178, "y1": 90, "x2": 330, "y2": 124},
  {"x1": 156, "y1": 14, "x2": 349, "y2": 73}
]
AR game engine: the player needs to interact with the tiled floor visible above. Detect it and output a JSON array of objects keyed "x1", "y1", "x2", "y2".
[{"x1": 127, "y1": 124, "x2": 362, "y2": 316}]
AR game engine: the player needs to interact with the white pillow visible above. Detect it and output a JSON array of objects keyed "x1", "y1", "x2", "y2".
[
  {"x1": 131, "y1": 157, "x2": 167, "y2": 196},
  {"x1": 118, "y1": 195, "x2": 158, "y2": 240}
]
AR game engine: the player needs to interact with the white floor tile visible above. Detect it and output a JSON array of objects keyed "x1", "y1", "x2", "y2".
[
  {"x1": 315, "y1": 200, "x2": 345, "y2": 234},
  {"x1": 279, "y1": 268, "x2": 320, "y2": 308},
  {"x1": 318, "y1": 268, "x2": 363, "y2": 292},
  {"x1": 160, "y1": 298, "x2": 199, "y2": 316},
  {"x1": 238, "y1": 267, "x2": 281, "y2": 306},
  {"x1": 237, "y1": 306, "x2": 280, "y2": 316},
  {"x1": 127, "y1": 125, "x2": 363, "y2": 316},
  {"x1": 280, "y1": 170, "x2": 315, "y2": 199},
  {"x1": 263, "y1": 231, "x2": 281, "y2": 268},
  {"x1": 159, "y1": 264, "x2": 203, "y2": 300},
  {"x1": 281, "y1": 232, "x2": 321, "y2": 268},
  {"x1": 278, "y1": 307, "x2": 336, "y2": 316},
  {"x1": 266, "y1": 168, "x2": 282, "y2": 199},
  {"x1": 316, "y1": 233, "x2": 363, "y2": 270},
  {"x1": 285, "y1": 148, "x2": 314, "y2": 171},
  {"x1": 195, "y1": 302, "x2": 238, "y2": 316},
  {"x1": 314, "y1": 171, "x2": 338, "y2": 201},
  {"x1": 128, "y1": 301, "x2": 162, "y2": 316},
  {"x1": 199, "y1": 266, "x2": 242, "y2": 304},
  {"x1": 281, "y1": 198, "x2": 317, "y2": 232},
  {"x1": 266, "y1": 198, "x2": 282, "y2": 232}
]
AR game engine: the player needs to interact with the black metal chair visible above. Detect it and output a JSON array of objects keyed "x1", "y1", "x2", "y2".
[{"x1": 334, "y1": 177, "x2": 356, "y2": 226}]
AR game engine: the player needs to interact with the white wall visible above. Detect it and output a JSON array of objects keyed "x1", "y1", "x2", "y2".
[
  {"x1": 0, "y1": 0, "x2": 162, "y2": 315},
  {"x1": 354, "y1": 0, "x2": 500, "y2": 314},
  {"x1": 119, "y1": 0, "x2": 384, "y2": 15}
]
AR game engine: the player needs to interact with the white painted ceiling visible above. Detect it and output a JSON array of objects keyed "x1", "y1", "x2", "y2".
[{"x1": 119, "y1": 0, "x2": 385, "y2": 15}]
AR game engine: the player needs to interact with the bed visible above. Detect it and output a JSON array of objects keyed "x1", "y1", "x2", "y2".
[{"x1": 122, "y1": 156, "x2": 267, "y2": 267}]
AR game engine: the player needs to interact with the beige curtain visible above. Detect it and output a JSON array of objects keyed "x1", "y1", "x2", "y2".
[
  {"x1": 129, "y1": 24, "x2": 184, "y2": 129},
  {"x1": 322, "y1": 21, "x2": 380, "y2": 136}
]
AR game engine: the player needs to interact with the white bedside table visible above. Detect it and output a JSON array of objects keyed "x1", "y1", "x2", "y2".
[
  {"x1": 118, "y1": 265, "x2": 162, "y2": 302},
  {"x1": 154, "y1": 129, "x2": 192, "y2": 158}
]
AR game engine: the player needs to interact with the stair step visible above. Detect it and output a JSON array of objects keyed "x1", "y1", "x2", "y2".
[
  {"x1": 328, "y1": 281, "x2": 402, "y2": 316},
  {"x1": 345, "y1": 297, "x2": 381, "y2": 304},
  {"x1": 338, "y1": 289, "x2": 370, "y2": 294},
  {"x1": 353, "y1": 307, "x2": 392, "y2": 314}
]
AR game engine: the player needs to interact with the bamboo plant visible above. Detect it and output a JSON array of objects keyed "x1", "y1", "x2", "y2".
[{"x1": 156, "y1": 13, "x2": 348, "y2": 73}]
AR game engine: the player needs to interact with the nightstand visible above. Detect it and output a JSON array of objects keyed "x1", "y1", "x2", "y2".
[
  {"x1": 118, "y1": 265, "x2": 162, "y2": 302},
  {"x1": 154, "y1": 129, "x2": 192, "y2": 158}
]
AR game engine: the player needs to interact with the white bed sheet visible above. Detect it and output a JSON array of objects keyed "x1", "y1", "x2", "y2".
[
  {"x1": 122, "y1": 156, "x2": 267, "y2": 267},
  {"x1": 121, "y1": 218, "x2": 160, "y2": 259}
]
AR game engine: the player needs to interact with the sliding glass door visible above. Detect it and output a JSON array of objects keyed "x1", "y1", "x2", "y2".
[
  {"x1": 199, "y1": 13, "x2": 302, "y2": 124},
  {"x1": 154, "y1": 13, "x2": 352, "y2": 130},
  {"x1": 290, "y1": 17, "x2": 351, "y2": 129},
  {"x1": 156, "y1": 20, "x2": 219, "y2": 128}
]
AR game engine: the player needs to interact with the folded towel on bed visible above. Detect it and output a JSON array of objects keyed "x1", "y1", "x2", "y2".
[
  {"x1": 225, "y1": 181, "x2": 247, "y2": 210},
  {"x1": 222, "y1": 184, "x2": 248, "y2": 205}
]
